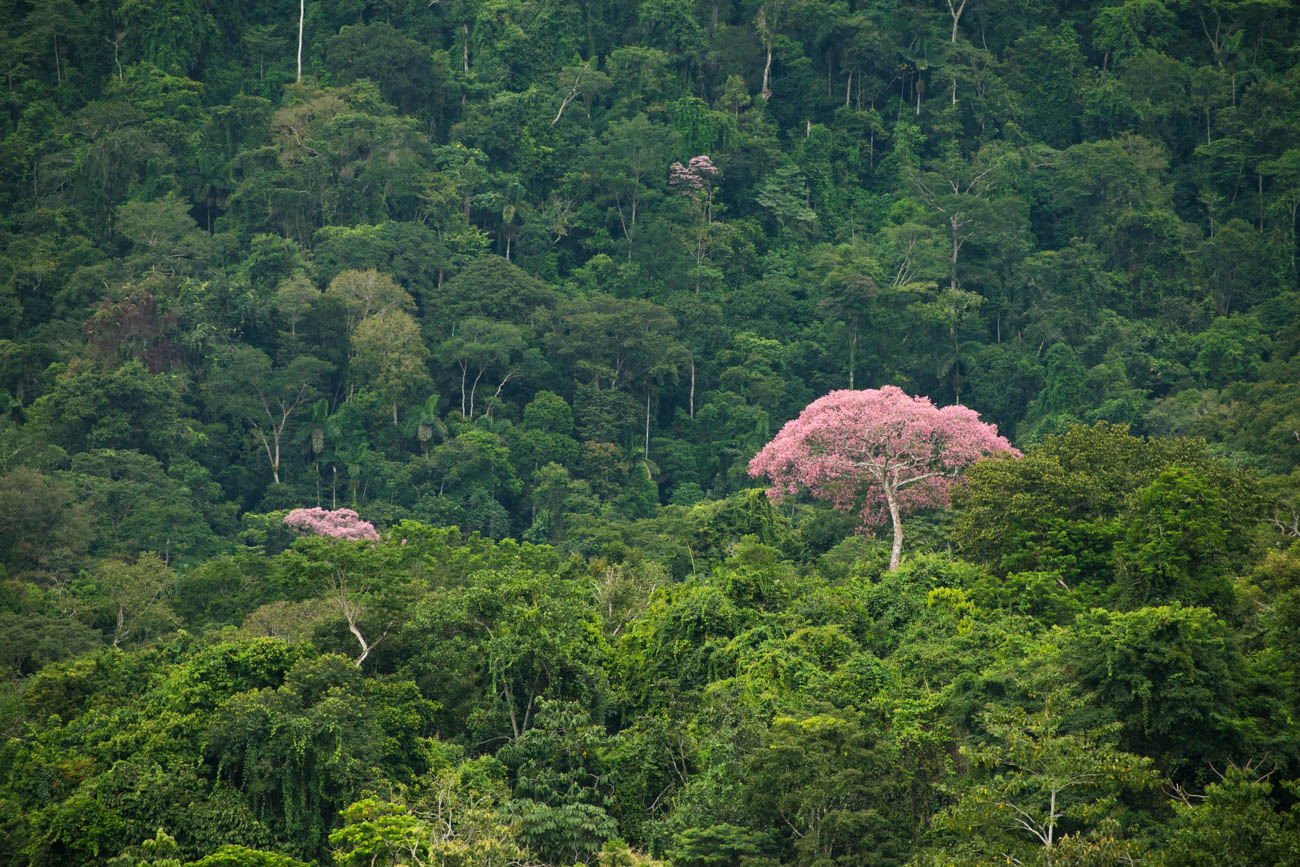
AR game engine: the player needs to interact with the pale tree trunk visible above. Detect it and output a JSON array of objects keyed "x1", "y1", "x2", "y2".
[
  {"x1": 458, "y1": 361, "x2": 468, "y2": 418},
  {"x1": 551, "y1": 60, "x2": 590, "y2": 127},
  {"x1": 252, "y1": 425, "x2": 280, "y2": 484},
  {"x1": 107, "y1": 33, "x2": 124, "y2": 82},
  {"x1": 469, "y1": 368, "x2": 484, "y2": 419},
  {"x1": 477, "y1": 619, "x2": 535, "y2": 742},
  {"x1": 761, "y1": 43, "x2": 773, "y2": 99},
  {"x1": 946, "y1": 0, "x2": 964, "y2": 102},
  {"x1": 887, "y1": 487, "x2": 904, "y2": 571},
  {"x1": 949, "y1": 214, "x2": 963, "y2": 291},
  {"x1": 848, "y1": 325, "x2": 857, "y2": 389},
  {"x1": 758, "y1": 7, "x2": 774, "y2": 100},
  {"x1": 947, "y1": 0, "x2": 967, "y2": 43},
  {"x1": 1047, "y1": 786, "x2": 1058, "y2": 848},
  {"x1": 297, "y1": 0, "x2": 305, "y2": 82},
  {"x1": 272, "y1": 427, "x2": 281, "y2": 483},
  {"x1": 346, "y1": 613, "x2": 374, "y2": 665},
  {"x1": 336, "y1": 575, "x2": 385, "y2": 666},
  {"x1": 689, "y1": 357, "x2": 695, "y2": 419}
]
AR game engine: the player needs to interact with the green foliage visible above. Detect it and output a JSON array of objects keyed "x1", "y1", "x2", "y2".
[
  {"x1": 500, "y1": 699, "x2": 619, "y2": 864},
  {"x1": 405, "y1": 542, "x2": 609, "y2": 746},
  {"x1": 1062, "y1": 605, "x2": 1243, "y2": 781},
  {"x1": 743, "y1": 707, "x2": 912, "y2": 864},
  {"x1": 935, "y1": 692, "x2": 1156, "y2": 863},
  {"x1": 954, "y1": 423, "x2": 1264, "y2": 603},
  {"x1": 2, "y1": 2, "x2": 1299, "y2": 864},
  {"x1": 202, "y1": 654, "x2": 435, "y2": 860},
  {"x1": 1159, "y1": 766, "x2": 1300, "y2": 866}
]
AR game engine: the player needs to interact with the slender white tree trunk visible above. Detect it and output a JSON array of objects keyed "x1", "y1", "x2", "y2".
[
  {"x1": 887, "y1": 488, "x2": 904, "y2": 571},
  {"x1": 761, "y1": 43, "x2": 773, "y2": 99},
  {"x1": 758, "y1": 7, "x2": 774, "y2": 100},
  {"x1": 948, "y1": 0, "x2": 967, "y2": 43},
  {"x1": 1047, "y1": 786, "x2": 1058, "y2": 847},
  {"x1": 689, "y1": 357, "x2": 695, "y2": 418},
  {"x1": 297, "y1": 0, "x2": 305, "y2": 82}
]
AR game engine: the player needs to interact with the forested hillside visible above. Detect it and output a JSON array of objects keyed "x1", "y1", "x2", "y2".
[{"x1": 2, "y1": 0, "x2": 1299, "y2": 864}]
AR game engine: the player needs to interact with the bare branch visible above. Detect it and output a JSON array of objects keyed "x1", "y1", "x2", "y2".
[{"x1": 551, "y1": 60, "x2": 591, "y2": 127}]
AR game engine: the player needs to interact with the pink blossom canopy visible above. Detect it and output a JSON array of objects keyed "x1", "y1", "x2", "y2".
[
  {"x1": 669, "y1": 155, "x2": 719, "y2": 191},
  {"x1": 748, "y1": 386, "x2": 1018, "y2": 528},
  {"x1": 283, "y1": 507, "x2": 380, "y2": 541}
]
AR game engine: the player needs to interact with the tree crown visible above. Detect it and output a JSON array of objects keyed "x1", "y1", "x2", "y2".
[
  {"x1": 284, "y1": 507, "x2": 380, "y2": 541},
  {"x1": 749, "y1": 386, "x2": 1017, "y2": 527}
]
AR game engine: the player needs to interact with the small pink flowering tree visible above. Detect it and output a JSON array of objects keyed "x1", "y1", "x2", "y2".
[
  {"x1": 283, "y1": 507, "x2": 379, "y2": 541},
  {"x1": 283, "y1": 507, "x2": 384, "y2": 664},
  {"x1": 749, "y1": 387, "x2": 1018, "y2": 571},
  {"x1": 670, "y1": 155, "x2": 722, "y2": 295},
  {"x1": 669, "y1": 154, "x2": 718, "y2": 192}
]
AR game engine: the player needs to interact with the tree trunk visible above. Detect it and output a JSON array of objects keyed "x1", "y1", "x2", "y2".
[
  {"x1": 758, "y1": 5, "x2": 774, "y2": 102},
  {"x1": 761, "y1": 42, "x2": 773, "y2": 98},
  {"x1": 254, "y1": 426, "x2": 281, "y2": 484},
  {"x1": 848, "y1": 325, "x2": 857, "y2": 389},
  {"x1": 469, "y1": 367, "x2": 484, "y2": 420},
  {"x1": 887, "y1": 489, "x2": 904, "y2": 571},
  {"x1": 348, "y1": 617, "x2": 373, "y2": 666},
  {"x1": 459, "y1": 361, "x2": 468, "y2": 418},
  {"x1": 949, "y1": 216, "x2": 961, "y2": 290},
  {"x1": 297, "y1": 0, "x2": 305, "y2": 82},
  {"x1": 1047, "y1": 786, "x2": 1057, "y2": 847},
  {"x1": 948, "y1": 0, "x2": 967, "y2": 43},
  {"x1": 272, "y1": 426, "x2": 282, "y2": 484},
  {"x1": 689, "y1": 357, "x2": 695, "y2": 419},
  {"x1": 644, "y1": 390, "x2": 651, "y2": 460}
]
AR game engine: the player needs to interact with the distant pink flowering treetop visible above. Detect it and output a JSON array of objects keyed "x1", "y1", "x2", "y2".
[
  {"x1": 669, "y1": 155, "x2": 719, "y2": 192},
  {"x1": 283, "y1": 507, "x2": 379, "y2": 541},
  {"x1": 749, "y1": 386, "x2": 1018, "y2": 571}
]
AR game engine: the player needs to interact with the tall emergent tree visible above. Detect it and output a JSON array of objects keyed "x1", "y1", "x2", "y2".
[{"x1": 749, "y1": 386, "x2": 1017, "y2": 570}]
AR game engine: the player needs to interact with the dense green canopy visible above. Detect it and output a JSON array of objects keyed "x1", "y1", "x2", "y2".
[{"x1": 2, "y1": 0, "x2": 1300, "y2": 864}]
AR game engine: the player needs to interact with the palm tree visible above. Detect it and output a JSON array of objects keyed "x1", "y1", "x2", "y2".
[
  {"x1": 335, "y1": 441, "x2": 372, "y2": 508},
  {"x1": 404, "y1": 394, "x2": 447, "y2": 458}
]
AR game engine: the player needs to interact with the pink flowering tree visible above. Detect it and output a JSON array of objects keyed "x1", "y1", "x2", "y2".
[
  {"x1": 282, "y1": 508, "x2": 388, "y2": 664},
  {"x1": 749, "y1": 387, "x2": 1018, "y2": 571},
  {"x1": 283, "y1": 507, "x2": 380, "y2": 541},
  {"x1": 669, "y1": 155, "x2": 723, "y2": 294},
  {"x1": 670, "y1": 154, "x2": 718, "y2": 191}
]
